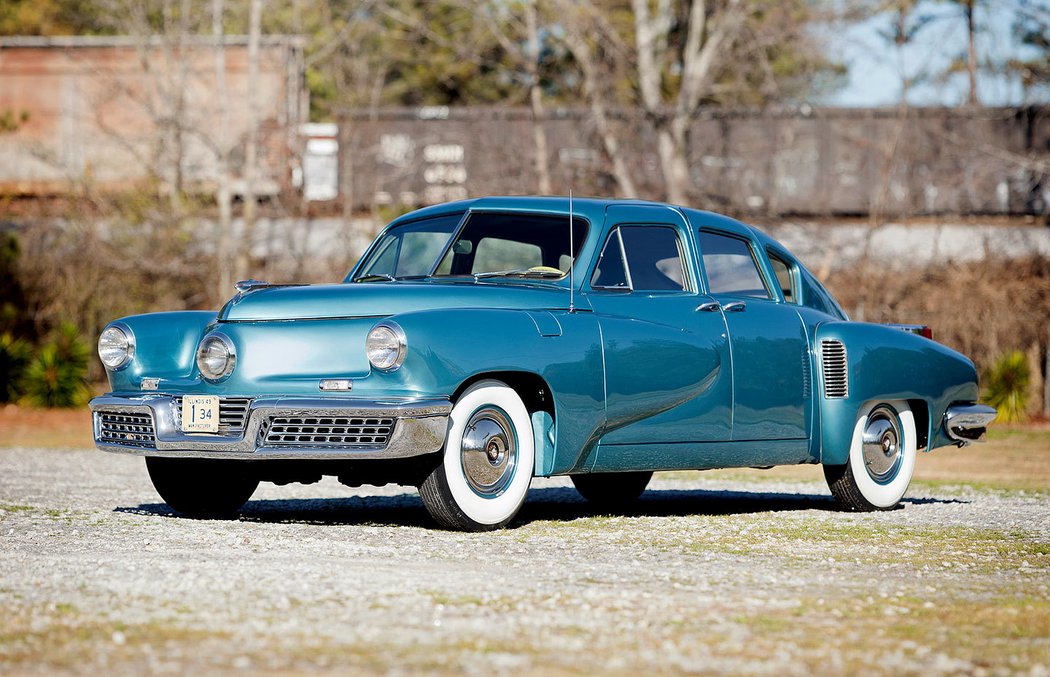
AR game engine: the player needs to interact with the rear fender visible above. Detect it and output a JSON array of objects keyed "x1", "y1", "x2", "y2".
[{"x1": 815, "y1": 321, "x2": 978, "y2": 465}]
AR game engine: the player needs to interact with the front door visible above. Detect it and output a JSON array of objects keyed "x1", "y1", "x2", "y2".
[{"x1": 587, "y1": 205, "x2": 733, "y2": 451}]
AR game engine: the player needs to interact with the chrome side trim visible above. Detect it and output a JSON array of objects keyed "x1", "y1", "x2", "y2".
[
  {"x1": 89, "y1": 395, "x2": 451, "y2": 460},
  {"x1": 943, "y1": 403, "x2": 997, "y2": 446}
]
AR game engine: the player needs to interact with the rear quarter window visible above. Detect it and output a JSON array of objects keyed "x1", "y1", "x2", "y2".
[{"x1": 697, "y1": 231, "x2": 771, "y2": 298}]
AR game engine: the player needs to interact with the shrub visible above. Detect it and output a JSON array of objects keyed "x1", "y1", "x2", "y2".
[
  {"x1": 20, "y1": 324, "x2": 91, "y2": 408},
  {"x1": 0, "y1": 333, "x2": 31, "y2": 402},
  {"x1": 982, "y1": 350, "x2": 1030, "y2": 424}
]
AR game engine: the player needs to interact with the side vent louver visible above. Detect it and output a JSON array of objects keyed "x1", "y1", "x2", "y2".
[{"x1": 820, "y1": 339, "x2": 849, "y2": 399}]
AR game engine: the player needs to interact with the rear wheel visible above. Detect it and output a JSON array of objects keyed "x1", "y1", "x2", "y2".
[
  {"x1": 571, "y1": 472, "x2": 652, "y2": 509},
  {"x1": 824, "y1": 400, "x2": 917, "y2": 511},
  {"x1": 145, "y1": 457, "x2": 259, "y2": 518},
  {"x1": 419, "y1": 380, "x2": 534, "y2": 531}
]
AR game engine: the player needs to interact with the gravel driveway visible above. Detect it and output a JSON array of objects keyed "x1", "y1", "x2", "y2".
[{"x1": 2, "y1": 447, "x2": 1048, "y2": 675}]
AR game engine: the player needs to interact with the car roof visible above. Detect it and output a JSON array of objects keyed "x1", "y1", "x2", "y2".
[{"x1": 387, "y1": 196, "x2": 783, "y2": 255}]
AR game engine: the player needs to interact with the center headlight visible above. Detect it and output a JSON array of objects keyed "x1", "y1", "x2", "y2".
[
  {"x1": 196, "y1": 332, "x2": 236, "y2": 381},
  {"x1": 366, "y1": 321, "x2": 406, "y2": 371},
  {"x1": 98, "y1": 323, "x2": 134, "y2": 370}
]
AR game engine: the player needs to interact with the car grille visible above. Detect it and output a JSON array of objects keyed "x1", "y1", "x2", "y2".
[
  {"x1": 97, "y1": 411, "x2": 156, "y2": 448},
  {"x1": 173, "y1": 397, "x2": 252, "y2": 433},
  {"x1": 820, "y1": 339, "x2": 849, "y2": 399},
  {"x1": 259, "y1": 416, "x2": 395, "y2": 448}
]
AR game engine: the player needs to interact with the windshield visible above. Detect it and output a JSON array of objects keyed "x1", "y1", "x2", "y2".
[
  {"x1": 351, "y1": 210, "x2": 589, "y2": 283},
  {"x1": 351, "y1": 212, "x2": 463, "y2": 281}
]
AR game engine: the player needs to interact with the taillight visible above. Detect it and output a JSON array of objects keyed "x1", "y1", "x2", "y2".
[{"x1": 920, "y1": 326, "x2": 933, "y2": 340}]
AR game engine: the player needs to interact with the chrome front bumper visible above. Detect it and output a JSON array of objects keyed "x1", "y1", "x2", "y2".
[
  {"x1": 89, "y1": 394, "x2": 451, "y2": 460},
  {"x1": 944, "y1": 403, "x2": 997, "y2": 446}
]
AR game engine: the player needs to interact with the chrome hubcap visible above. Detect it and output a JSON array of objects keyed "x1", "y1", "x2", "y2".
[
  {"x1": 862, "y1": 405, "x2": 904, "y2": 483},
  {"x1": 460, "y1": 407, "x2": 517, "y2": 496}
]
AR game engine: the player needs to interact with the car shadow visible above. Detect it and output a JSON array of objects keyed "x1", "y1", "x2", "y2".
[{"x1": 114, "y1": 486, "x2": 971, "y2": 528}]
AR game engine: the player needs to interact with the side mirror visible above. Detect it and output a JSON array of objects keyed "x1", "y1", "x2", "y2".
[{"x1": 452, "y1": 240, "x2": 473, "y2": 255}]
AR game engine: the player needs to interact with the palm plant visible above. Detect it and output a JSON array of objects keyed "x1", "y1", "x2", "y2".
[
  {"x1": 20, "y1": 324, "x2": 91, "y2": 408},
  {"x1": 982, "y1": 351, "x2": 1030, "y2": 424}
]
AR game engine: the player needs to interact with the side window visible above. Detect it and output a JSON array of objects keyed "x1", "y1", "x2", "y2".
[
  {"x1": 697, "y1": 231, "x2": 771, "y2": 299},
  {"x1": 767, "y1": 252, "x2": 796, "y2": 303},
  {"x1": 591, "y1": 229, "x2": 629, "y2": 289},
  {"x1": 591, "y1": 226, "x2": 687, "y2": 292},
  {"x1": 620, "y1": 226, "x2": 686, "y2": 291}
]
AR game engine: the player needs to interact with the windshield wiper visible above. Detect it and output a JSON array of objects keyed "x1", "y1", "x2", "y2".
[
  {"x1": 472, "y1": 268, "x2": 565, "y2": 282},
  {"x1": 352, "y1": 273, "x2": 396, "y2": 283}
]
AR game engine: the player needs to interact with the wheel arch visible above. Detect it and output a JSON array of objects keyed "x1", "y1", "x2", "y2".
[
  {"x1": 451, "y1": 370, "x2": 556, "y2": 477},
  {"x1": 907, "y1": 398, "x2": 931, "y2": 452}
]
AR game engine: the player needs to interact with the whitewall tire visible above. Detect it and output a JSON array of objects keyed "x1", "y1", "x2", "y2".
[
  {"x1": 825, "y1": 400, "x2": 917, "y2": 511},
  {"x1": 419, "y1": 380, "x2": 534, "y2": 531}
]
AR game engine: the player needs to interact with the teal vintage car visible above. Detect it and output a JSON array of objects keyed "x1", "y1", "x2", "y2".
[{"x1": 90, "y1": 197, "x2": 995, "y2": 530}]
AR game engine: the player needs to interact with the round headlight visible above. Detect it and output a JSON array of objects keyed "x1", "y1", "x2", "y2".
[
  {"x1": 366, "y1": 322, "x2": 406, "y2": 371},
  {"x1": 196, "y1": 333, "x2": 236, "y2": 381},
  {"x1": 98, "y1": 324, "x2": 134, "y2": 370}
]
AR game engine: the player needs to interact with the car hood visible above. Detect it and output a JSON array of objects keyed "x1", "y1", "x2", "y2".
[{"x1": 218, "y1": 281, "x2": 577, "y2": 321}]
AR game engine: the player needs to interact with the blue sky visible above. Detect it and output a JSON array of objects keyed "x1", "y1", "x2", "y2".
[{"x1": 821, "y1": 0, "x2": 1049, "y2": 107}]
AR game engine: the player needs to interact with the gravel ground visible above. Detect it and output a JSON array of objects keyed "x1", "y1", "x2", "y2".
[{"x1": 1, "y1": 447, "x2": 1048, "y2": 676}]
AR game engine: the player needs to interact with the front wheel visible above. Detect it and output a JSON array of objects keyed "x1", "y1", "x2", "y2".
[
  {"x1": 145, "y1": 457, "x2": 259, "y2": 519},
  {"x1": 824, "y1": 400, "x2": 917, "y2": 511},
  {"x1": 418, "y1": 380, "x2": 534, "y2": 531}
]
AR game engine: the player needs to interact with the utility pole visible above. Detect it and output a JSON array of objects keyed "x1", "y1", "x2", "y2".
[
  {"x1": 213, "y1": 0, "x2": 233, "y2": 301},
  {"x1": 237, "y1": 0, "x2": 263, "y2": 282}
]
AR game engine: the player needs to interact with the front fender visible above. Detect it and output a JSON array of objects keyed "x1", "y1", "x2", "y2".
[
  {"x1": 103, "y1": 311, "x2": 217, "y2": 392},
  {"x1": 366, "y1": 308, "x2": 607, "y2": 475},
  {"x1": 816, "y1": 321, "x2": 979, "y2": 464}
]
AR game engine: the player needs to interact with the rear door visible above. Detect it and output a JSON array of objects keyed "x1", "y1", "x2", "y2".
[{"x1": 695, "y1": 229, "x2": 809, "y2": 441}]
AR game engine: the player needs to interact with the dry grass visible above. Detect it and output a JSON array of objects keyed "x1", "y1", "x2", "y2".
[
  {"x1": 685, "y1": 424, "x2": 1050, "y2": 493},
  {"x1": 0, "y1": 405, "x2": 93, "y2": 449}
]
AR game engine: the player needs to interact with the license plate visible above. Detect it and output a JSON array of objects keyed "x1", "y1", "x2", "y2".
[{"x1": 181, "y1": 395, "x2": 219, "y2": 433}]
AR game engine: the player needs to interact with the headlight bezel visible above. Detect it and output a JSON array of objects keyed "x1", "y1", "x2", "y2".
[
  {"x1": 196, "y1": 332, "x2": 237, "y2": 382},
  {"x1": 366, "y1": 321, "x2": 407, "y2": 372},
  {"x1": 98, "y1": 322, "x2": 135, "y2": 371}
]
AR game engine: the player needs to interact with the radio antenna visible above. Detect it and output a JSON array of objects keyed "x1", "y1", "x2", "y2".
[{"x1": 568, "y1": 190, "x2": 575, "y2": 313}]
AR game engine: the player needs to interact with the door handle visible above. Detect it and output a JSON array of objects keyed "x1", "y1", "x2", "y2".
[
  {"x1": 696, "y1": 301, "x2": 721, "y2": 312},
  {"x1": 722, "y1": 301, "x2": 746, "y2": 312}
]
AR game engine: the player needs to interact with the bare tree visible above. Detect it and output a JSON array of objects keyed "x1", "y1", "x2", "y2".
[
  {"x1": 236, "y1": 0, "x2": 264, "y2": 283},
  {"x1": 213, "y1": 0, "x2": 235, "y2": 299},
  {"x1": 632, "y1": 0, "x2": 744, "y2": 205},
  {"x1": 525, "y1": 0, "x2": 552, "y2": 195},
  {"x1": 962, "y1": 0, "x2": 979, "y2": 105},
  {"x1": 554, "y1": 0, "x2": 639, "y2": 198}
]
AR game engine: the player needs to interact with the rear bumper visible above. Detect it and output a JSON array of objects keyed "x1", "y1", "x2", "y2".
[
  {"x1": 89, "y1": 394, "x2": 451, "y2": 460},
  {"x1": 943, "y1": 403, "x2": 997, "y2": 446}
]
